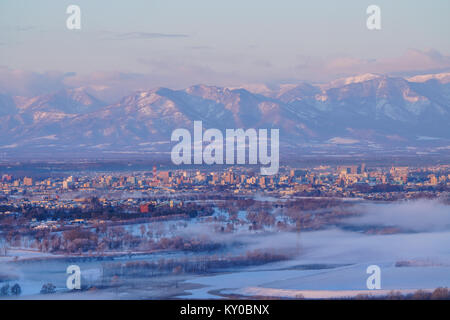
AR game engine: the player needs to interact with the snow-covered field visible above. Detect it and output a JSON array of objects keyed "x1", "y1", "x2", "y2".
[
  {"x1": 183, "y1": 229, "x2": 450, "y2": 299},
  {"x1": 1, "y1": 199, "x2": 449, "y2": 299},
  {"x1": 182, "y1": 199, "x2": 450, "y2": 299}
]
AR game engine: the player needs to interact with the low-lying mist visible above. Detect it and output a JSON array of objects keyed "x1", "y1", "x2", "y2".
[
  {"x1": 347, "y1": 199, "x2": 450, "y2": 232},
  {"x1": 179, "y1": 199, "x2": 450, "y2": 265}
]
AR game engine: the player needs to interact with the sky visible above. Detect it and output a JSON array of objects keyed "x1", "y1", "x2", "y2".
[{"x1": 1, "y1": 0, "x2": 450, "y2": 96}]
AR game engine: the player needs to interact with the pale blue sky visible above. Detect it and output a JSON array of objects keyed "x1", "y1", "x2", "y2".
[{"x1": 1, "y1": 0, "x2": 450, "y2": 88}]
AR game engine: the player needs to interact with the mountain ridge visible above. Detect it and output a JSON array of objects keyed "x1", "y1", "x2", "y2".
[{"x1": 0, "y1": 73, "x2": 449, "y2": 156}]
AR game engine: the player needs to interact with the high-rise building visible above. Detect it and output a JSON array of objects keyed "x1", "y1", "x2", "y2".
[
  {"x1": 429, "y1": 174, "x2": 438, "y2": 186},
  {"x1": 390, "y1": 167, "x2": 408, "y2": 183},
  {"x1": 1, "y1": 174, "x2": 12, "y2": 182},
  {"x1": 337, "y1": 165, "x2": 358, "y2": 175},
  {"x1": 359, "y1": 163, "x2": 366, "y2": 174},
  {"x1": 23, "y1": 177, "x2": 33, "y2": 186},
  {"x1": 158, "y1": 171, "x2": 170, "y2": 184}
]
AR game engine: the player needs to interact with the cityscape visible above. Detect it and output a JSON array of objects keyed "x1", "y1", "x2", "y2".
[
  {"x1": 1, "y1": 0, "x2": 450, "y2": 305},
  {"x1": 1, "y1": 160, "x2": 449, "y2": 299},
  {"x1": 1, "y1": 163, "x2": 450, "y2": 217}
]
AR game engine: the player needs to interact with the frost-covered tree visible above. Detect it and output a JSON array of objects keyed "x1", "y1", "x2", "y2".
[
  {"x1": 0, "y1": 283, "x2": 10, "y2": 296},
  {"x1": 11, "y1": 283, "x2": 21, "y2": 296}
]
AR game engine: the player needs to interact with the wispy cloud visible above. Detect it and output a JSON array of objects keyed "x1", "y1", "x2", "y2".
[
  {"x1": 187, "y1": 45, "x2": 213, "y2": 50},
  {"x1": 0, "y1": 67, "x2": 69, "y2": 96},
  {"x1": 112, "y1": 32, "x2": 189, "y2": 40},
  {"x1": 293, "y1": 49, "x2": 450, "y2": 82},
  {"x1": 14, "y1": 26, "x2": 36, "y2": 32},
  {"x1": 2, "y1": 49, "x2": 450, "y2": 101}
]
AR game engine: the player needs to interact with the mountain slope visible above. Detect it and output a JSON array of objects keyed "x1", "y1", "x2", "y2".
[
  {"x1": 0, "y1": 73, "x2": 449, "y2": 155},
  {"x1": 17, "y1": 88, "x2": 106, "y2": 114}
]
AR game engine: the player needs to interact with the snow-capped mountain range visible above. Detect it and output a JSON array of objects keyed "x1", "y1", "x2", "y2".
[{"x1": 0, "y1": 72, "x2": 449, "y2": 157}]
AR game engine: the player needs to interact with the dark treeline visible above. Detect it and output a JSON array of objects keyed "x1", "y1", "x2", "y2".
[
  {"x1": 0, "y1": 198, "x2": 214, "y2": 222},
  {"x1": 354, "y1": 287, "x2": 450, "y2": 300},
  {"x1": 102, "y1": 250, "x2": 289, "y2": 278}
]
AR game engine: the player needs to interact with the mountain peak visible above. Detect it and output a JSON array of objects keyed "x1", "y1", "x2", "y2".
[
  {"x1": 325, "y1": 73, "x2": 384, "y2": 88},
  {"x1": 407, "y1": 72, "x2": 450, "y2": 84},
  {"x1": 17, "y1": 88, "x2": 106, "y2": 114},
  {"x1": 1, "y1": 72, "x2": 450, "y2": 153}
]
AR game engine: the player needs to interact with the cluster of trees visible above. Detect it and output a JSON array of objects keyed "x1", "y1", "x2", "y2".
[
  {"x1": 0, "y1": 283, "x2": 21, "y2": 297},
  {"x1": 204, "y1": 197, "x2": 355, "y2": 233},
  {"x1": 214, "y1": 198, "x2": 278, "y2": 231},
  {"x1": 62, "y1": 228, "x2": 99, "y2": 253},
  {"x1": 0, "y1": 198, "x2": 218, "y2": 254},
  {"x1": 146, "y1": 203, "x2": 214, "y2": 219},
  {"x1": 40, "y1": 283, "x2": 56, "y2": 294},
  {"x1": 26, "y1": 223, "x2": 224, "y2": 256},
  {"x1": 2, "y1": 281, "x2": 57, "y2": 296},
  {"x1": 351, "y1": 183, "x2": 450, "y2": 197},
  {"x1": 102, "y1": 249, "x2": 288, "y2": 278},
  {"x1": 3, "y1": 197, "x2": 214, "y2": 223},
  {"x1": 246, "y1": 210, "x2": 275, "y2": 230},
  {"x1": 355, "y1": 287, "x2": 450, "y2": 300},
  {"x1": 152, "y1": 236, "x2": 222, "y2": 252},
  {"x1": 282, "y1": 198, "x2": 353, "y2": 231}
]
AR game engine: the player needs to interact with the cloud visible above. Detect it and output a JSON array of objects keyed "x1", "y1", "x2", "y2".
[
  {"x1": 0, "y1": 67, "x2": 69, "y2": 96},
  {"x1": 1, "y1": 25, "x2": 37, "y2": 32},
  {"x1": 0, "y1": 65, "x2": 233, "y2": 102},
  {"x1": 347, "y1": 199, "x2": 450, "y2": 232},
  {"x1": 135, "y1": 57, "x2": 239, "y2": 87},
  {"x1": 379, "y1": 49, "x2": 450, "y2": 76},
  {"x1": 294, "y1": 49, "x2": 450, "y2": 82},
  {"x1": 327, "y1": 137, "x2": 360, "y2": 145},
  {"x1": 63, "y1": 71, "x2": 156, "y2": 102},
  {"x1": 2, "y1": 49, "x2": 450, "y2": 100},
  {"x1": 108, "y1": 32, "x2": 189, "y2": 40},
  {"x1": 187, "y1": 46, "x2": 214, "y2": 50},
  {"x1": 14, "y1": 26, "x2": 36, "y2": 32}
]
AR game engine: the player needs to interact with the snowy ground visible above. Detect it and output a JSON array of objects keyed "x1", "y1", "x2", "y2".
[
  {"x1": 182, "y1": 199, "x2": 450, "y2": 299},
  {"x1": 1, "y1": 199, "x2": 449, "y2": 299}
]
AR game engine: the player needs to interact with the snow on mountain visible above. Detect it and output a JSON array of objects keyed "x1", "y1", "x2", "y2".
[
  {"x1": 407, "y1": 72, "x2": 450, "y2": 84},
  {"x1": 276, "y1": 83, "x2": 320, "y2": 103},
  {"x1": 0, "y1": 73, "x2": 449, "y2": 154},
  {"x1": 17, "y1": 88, "x2": 106, "y2": 114},
  {"x1": 323, "y1": 73, "x2": 383, "y2": 89},
  {"x1": 227, "y1": 83, "x2": 274, "y2": 96}
]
